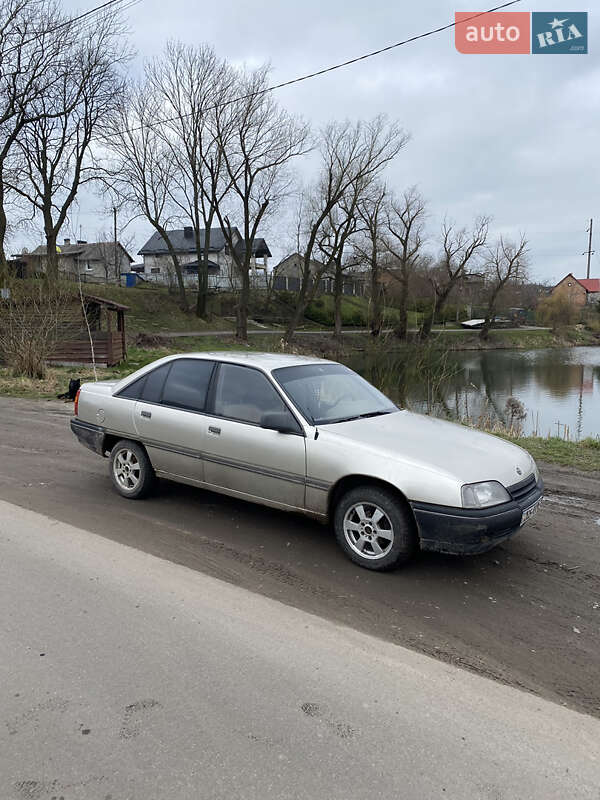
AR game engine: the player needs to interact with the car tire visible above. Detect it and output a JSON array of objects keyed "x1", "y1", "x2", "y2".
[
  {"x1": 333, "y1": 485, "x2": 417, "y2": 571},
  {"x1": 109, "y1": 439, "x2": 155, "y2": 500}
]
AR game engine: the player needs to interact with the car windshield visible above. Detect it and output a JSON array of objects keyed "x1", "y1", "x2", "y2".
[{"x1": 272, "y1": 363, "x2": 398, "y2": 425}]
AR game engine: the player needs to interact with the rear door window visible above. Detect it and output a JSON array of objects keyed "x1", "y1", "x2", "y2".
[{"x1": 162, "y1": 359, "x2": 215, "y2": 412}]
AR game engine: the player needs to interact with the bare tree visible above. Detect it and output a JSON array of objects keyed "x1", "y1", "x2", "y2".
[
  {"x1": 316, "y1": 205, "x2": 360, "y2": 338},
  {"x1": 420, "y1": 216, "x2": 489, "y2": 339},
  {"x1": 382, "y1": 187, "x2": 426, "y2": 340},
  {"x1": 148, "y1": 42, "x2": 235, "y2": 317},
  {"x1": 0, "y1": 0, "x2": 71, "y2": 279},
  {"x1": 102, "y1": 82, "x2": 189, "y2": 310},
  {"x1": 213, "y1": 65, "x2": 310, "y2": 341},
  {"x1": 355, "y1": 184, "x2": 387, "y2": 336},
  {"x1": 479, "y1": 234, "x2": 528, "y2": 340},
  {"x1": 284, "y1": 116, "x2": 408, "y2": 343},
  {"x1": 6, "y1": 8, "x2": 129, "y2": 281}
]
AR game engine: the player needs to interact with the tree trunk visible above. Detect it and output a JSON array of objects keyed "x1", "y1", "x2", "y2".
[
  {"x1": 394, "y1": 273, "x2": 409, "y2": 340},
  {"x1": 480, "y1": 285, "x2": 503, "y2": 341},
  {"x1": 420, "y1": 284, "x2": 453, "y2": 340},
  {"x1": 0, "y1": 172, "x2": 8, "y2": 285},
  {"x1": 196, "y1": 229, "x2": 210, "y2": 319},
  {"x1": 153, "y1": 225, "x2": 187, "y2": 311},
  {"x1": 370, "y1": 250, "x2": 382, "y2": 337},
  {"x1": 284, "y1": 266, "x2": 311, "y2": 342},
  {"x1": 333, "y1": 262, "x2": 343, "y2": 338},
  {"x1": 45, "y1": 230, "x2": 59, "y2": 282},
  {"x1": 236, "y1": 267, "x2": 250, "y2": 341}
]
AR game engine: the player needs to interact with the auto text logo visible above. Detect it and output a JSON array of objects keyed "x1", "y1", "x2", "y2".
[{"x1": 455, "y1": 11, "x2": 588, "y2": 54}]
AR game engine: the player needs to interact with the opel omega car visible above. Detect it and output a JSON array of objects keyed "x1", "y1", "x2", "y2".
[{"x1": 71, "y1": 352, "x2": 543, "y2": 571}]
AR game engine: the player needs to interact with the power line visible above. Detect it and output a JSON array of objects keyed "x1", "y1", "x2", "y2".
[
  {"x1": 109, "y1": 0, "x2": 522, "y2": 139},
  {"x1": 2, "y1": 0, "x2": 143, "y2": 58}
]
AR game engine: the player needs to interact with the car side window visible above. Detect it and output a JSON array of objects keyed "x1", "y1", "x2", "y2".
[
  {"x1": 140, "y1": 363, "x2": 172, "y2": 403},
  {"x1": 212, "y1": 364, "x2": 289, "y2": 425},
  {"x1": 162, "y1": 359, "x2": 215, "y2": 413},
  {"x1": 118, "y1": 375, "x2": 147, "y2": 400}
]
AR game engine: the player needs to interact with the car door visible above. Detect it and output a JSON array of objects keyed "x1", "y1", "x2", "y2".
[
  {"x1": 203, "y1": 363, "x2": 306, "y2": 510},
  {"x1": 131, "y1": 358, "x2": 215, "y2": 482}
]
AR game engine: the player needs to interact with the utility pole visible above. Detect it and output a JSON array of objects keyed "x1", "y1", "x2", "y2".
[
  {"x1": 113, "y1": 207, "x2": 119, "y2": 286},
  {"x1": 583, "y1": 218, "x2": 594, "y2": 279}
]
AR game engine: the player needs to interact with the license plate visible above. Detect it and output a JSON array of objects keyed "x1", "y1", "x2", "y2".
[{"x1": 521, "y1": 497, "x2": 543, "y2": 525}]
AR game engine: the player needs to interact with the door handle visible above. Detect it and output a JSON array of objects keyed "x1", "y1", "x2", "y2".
[
  {"x1": 208, "y1": 425, "x2": 221, "y2": 435},
  {"x1": 141, "y1": 410, "x2": 152, "y2": 419}
]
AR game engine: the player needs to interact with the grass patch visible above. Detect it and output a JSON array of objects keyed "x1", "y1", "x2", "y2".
[
  {"x1": 86, "y1": 284, "x2": 258, "y2": 334},
  {"x1": 502, "y1": 435, "x2": 600, "y2": 472}
]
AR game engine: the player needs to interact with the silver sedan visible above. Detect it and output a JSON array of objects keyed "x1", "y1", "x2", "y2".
[{"x1": 71, "y1": 352, "x2": 543, "y2": 571}]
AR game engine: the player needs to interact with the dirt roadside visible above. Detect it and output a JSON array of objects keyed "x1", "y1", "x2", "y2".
[{"x1": 0, "y1": 397, "x2": 599, "y2": 718}]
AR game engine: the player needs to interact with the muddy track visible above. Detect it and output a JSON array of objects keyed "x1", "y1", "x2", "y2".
[{"x1": 1, "y1": 397, "x2": 599, "y2": 718}]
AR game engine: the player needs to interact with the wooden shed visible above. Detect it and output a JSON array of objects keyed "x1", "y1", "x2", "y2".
[{"x1": 48, "y1": 295, "x2": 129, "y2": 367}]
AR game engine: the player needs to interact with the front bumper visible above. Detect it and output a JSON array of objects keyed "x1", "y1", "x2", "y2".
[
  {"x1": 71, "y1": 417, "x2": 106, "y2": 456},
  {"x1": 411, "y1": 477, "x2": 544, "y2": 555}
]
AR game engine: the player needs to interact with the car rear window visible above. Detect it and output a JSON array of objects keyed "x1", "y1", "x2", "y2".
[{"x1": 162, "y1": 359, "x2": 215, "y2": 412}]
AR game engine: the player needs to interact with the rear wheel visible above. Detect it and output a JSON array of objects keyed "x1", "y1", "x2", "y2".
[
  {"x1": 333, "y1": 485, "x2": 417, "y2": 571},
  {"x1": 109, "y1": 440, "x2": 155, "y2": 499}
]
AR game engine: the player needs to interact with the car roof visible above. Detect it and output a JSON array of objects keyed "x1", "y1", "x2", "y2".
[
  {"x1": 178, "y1": 351, "x2": 337, "y2": 371},
  {"x1": 113, "y1": 351, "x2": 339, "y2": 393}
]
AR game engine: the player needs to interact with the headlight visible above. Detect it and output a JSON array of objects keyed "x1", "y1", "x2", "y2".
[{"x1": 461, "y1": 480, "x2": 510, "y2": 509}]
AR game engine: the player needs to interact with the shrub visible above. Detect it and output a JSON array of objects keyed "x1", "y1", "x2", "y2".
[
  {"x1": 536, "y1": 293, "x2": 578, "y2": 329},
  {"x1": 0, "y1": 281, "x2": 74, "y2": 378}
]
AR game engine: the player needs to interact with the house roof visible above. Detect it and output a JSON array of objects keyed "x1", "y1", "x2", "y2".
[
  {"x1": 276, "y1": 253, "x2": 329, "y2": 276},
  {"x1": 29, "y1": 242, "x2": 134, "y2": 263},
  {"x1": 138, "y1": 227, "x2": 271, "y2": 258},
  {"x1": 577, "y1": 278, "x2": 600, "y2": 292},
  {"x1": 139, "y1": 228, "x2": 229, "y2": 255},
  {"x1": 83, "y1": 294, "x2": 130, "y2": 312},
  {"x1": 236, "y1": 237, "x2": 272, "y2": 258}
]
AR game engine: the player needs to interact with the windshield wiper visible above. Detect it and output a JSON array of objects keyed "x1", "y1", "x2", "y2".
[
  {"x1": 356, "y1": 410, "x2": 395, "y2": 419},
  {"x1": 320, "y1": 409, "x2": 396, "y2": 424}
]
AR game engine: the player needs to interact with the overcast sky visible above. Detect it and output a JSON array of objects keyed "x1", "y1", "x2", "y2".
[{"x1": 17, "y1": 0, "x2": 600, "y2": 283}]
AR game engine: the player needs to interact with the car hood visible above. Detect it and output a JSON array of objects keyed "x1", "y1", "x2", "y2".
[{"x1": 321, "y1": 410, "x2": 534, "y2": 489}]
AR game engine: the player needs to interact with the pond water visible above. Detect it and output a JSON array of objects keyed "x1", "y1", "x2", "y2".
[{"x1": 350, "y1": 346, "x2": 600, "y2": 441}]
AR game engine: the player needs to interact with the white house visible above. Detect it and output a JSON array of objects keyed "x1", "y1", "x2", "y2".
[{"x1": 137, "y1": 226, "x2": 271, "y2": 290}]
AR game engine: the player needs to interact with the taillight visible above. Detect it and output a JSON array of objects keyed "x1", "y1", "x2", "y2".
[{"x1": 74, "y1": 388, "x2": 81, "y2": 417}]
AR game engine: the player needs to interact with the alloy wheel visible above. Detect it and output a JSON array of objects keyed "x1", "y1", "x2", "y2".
[
  {"x1": 113, "y1": 449, "x2": 141, "y2": 491},
  {"x1": 343, "y1": 502, "x2": 394, "y2": 560}
]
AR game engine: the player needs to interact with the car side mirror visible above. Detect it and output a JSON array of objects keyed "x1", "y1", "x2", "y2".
[{"x1": 260, "y1": 411, "x2": 300, "y2": 435}]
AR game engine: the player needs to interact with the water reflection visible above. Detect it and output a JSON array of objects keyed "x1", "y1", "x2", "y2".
[{"x1": 351, "y1": 346, "x2": 600, "y2": 440}]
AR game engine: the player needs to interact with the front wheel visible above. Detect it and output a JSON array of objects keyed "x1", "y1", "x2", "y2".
[
  {"x1": 333, "y1": 486, "x2": 417, "y2": 571},
  {"x1": 109, "y1": 440, "x2": 155, "y2": 499}
]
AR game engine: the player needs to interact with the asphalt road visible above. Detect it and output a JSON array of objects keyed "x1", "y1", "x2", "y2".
[
  {"x1": 2, "y1": 500, "x2": 599, "y2": 799},
  {"x1": 0, "y1": 396, "x2": 599, "y2": 725}
]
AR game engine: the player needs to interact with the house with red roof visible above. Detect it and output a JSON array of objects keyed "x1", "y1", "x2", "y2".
[{"x1": 552, "y1": 273, "x2": 600, "y2": 308}]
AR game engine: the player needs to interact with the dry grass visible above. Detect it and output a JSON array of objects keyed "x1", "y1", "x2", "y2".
[{"x1": 0, "y1": 365, "x2": 122, "y2": 399}]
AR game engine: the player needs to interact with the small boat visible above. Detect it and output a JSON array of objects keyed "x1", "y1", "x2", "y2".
[{"x1": 461, "y1": 319, "x2": 485, "y2": 329}]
